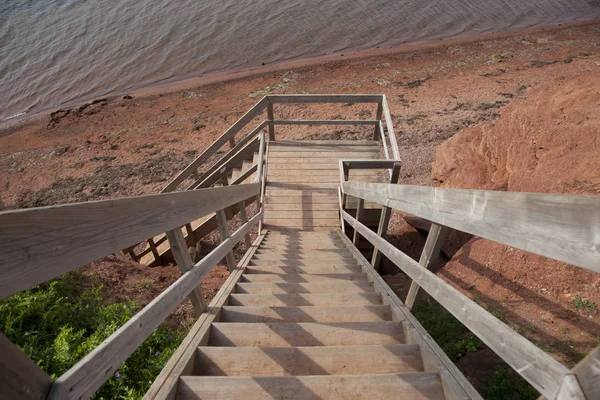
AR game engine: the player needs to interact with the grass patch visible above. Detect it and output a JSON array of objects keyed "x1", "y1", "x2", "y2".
[
  {"x1": 572, "y1": 295, "x2": 598, "y2": 313},
  {"x1": 480, "y1": 367, "x2": 539, "y2": 400},
  {"x1": 0, "y1": 272, "x2": 183, "y2": 399}
]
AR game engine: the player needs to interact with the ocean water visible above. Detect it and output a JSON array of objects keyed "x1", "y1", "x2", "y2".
[{"x1": 1, "y1": 0, "x2": 599, "y2": 121}]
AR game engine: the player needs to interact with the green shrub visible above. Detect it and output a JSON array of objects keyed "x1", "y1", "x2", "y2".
[{"x1": 0, "y1": 272, "x2": 183, "y2": 399}]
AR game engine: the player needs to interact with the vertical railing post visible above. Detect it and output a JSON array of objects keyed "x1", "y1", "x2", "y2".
[
  {"x1": 165, "y1": 229, "x2": 206, "y2": 316},
  {"x1": 147, "y1": 238, "x2": 161, "y2": 264},
  {"x1": 267, "y1": 100, "x2": 275, "y2": 141},
  {"x1": 371, "y1": 206, "x2": 391, "y2": 270},
  {"x1": 352, "y1": 198, "x2": 364, "y2": 246},
  {"x1": 237, "y1": 201, "x2": 252, "y2": 247},
  {"x1": 373, "y1": 101, "x2": 383, "y2": 140},
  {"x1": 405, "y1": 223, "x2": 448, "y2": 312},
  {"x1": 216, "y1": 209, "x2": 236, "y2": 271},
  {"x1": 338, "y1": 188, "x2": 345, "y2": 234},
  {"x1": 256, "y1": 133, "x2": 267, "y2": 232}
]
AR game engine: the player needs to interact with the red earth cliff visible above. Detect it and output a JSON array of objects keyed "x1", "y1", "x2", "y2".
[{"x1": 430, "y1": 73, "x2": 600, "y2": 365}]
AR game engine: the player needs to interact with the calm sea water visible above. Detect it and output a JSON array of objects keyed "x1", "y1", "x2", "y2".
[{"x1": 1, "y1": 0, "x2": 599, "y2": 121}]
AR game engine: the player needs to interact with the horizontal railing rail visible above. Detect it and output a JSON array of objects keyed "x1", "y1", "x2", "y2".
[
  {"x1": 0, "y1": 182, "x2": 261, "y2": 400},
  {"x1": 339, "y1": 180, "x2": 600, "y2": 399}
]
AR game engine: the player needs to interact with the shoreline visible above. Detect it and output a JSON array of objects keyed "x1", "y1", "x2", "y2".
[{"x1": 3, "y1": 17, "x2": 599, "y2": 130}]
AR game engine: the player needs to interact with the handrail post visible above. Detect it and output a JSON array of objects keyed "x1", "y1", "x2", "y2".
[
  {"x1": 405, "y1": 223, "x2": 448, "y2": 312},
  {"x1": 338, "y1": 188, "x2": 345, "y2": 233},
  {"x1": 216, "y1": 209, "x2": 236, "y2": 272},
  {"x1": 237, "y1": 201, "x2": 252, "y2": 247},
  {"x1": 352, "y1": 198, "x2": 364, "y2": 246},
  {"x1": 267, "y1": 100, "x2": 275, "y2": 141},
  {"x1": 256, "y1": 133, "x2": 267, "y2": 232},
  {"x1": 373, "y1": 101, "x2": 383, "y2": 140},
  {"x1": 371, "y1": 206, "x2": 391, "y2": 270},
  {"x1": 165, "y1": 229, "x2": 207, "y2": 316}
]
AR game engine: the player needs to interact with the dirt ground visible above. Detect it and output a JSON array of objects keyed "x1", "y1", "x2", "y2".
[{"x1": 2, "y1": 20, "x2": 600, "y2": 387}]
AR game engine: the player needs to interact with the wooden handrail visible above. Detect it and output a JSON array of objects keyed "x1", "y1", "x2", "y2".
[
  {"x1": 381, "y1": 95, "x2": 400, "y2": 160},
  {"x1": 48, "y1": 212, "x2": 262, "y2": 400},
  {"x1": 161, "y1": 97, "x2": 269, "y2": 193},
  {"x1": 267, "y1": 94, "x2": 383, "y2": 103},
  {"x1": 341, "y1": 181, "x2": 600, "y2": 273},
  {"x1": 0, "y1": 183, "x2": 259, "y2": 300},
  {"x1": 342, "y1": 209, "x2": 570, "y2": 398}
]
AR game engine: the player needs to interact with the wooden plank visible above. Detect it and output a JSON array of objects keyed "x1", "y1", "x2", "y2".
[
  {"x1": 48, "y1": 213, "x2": 262, "y2": 400},
  {"x1": 571, "y1": 345, "x2": 600, "y2": 399},
  {"x1": 342, "y1": 181, "x2": 600, "y2": 273},
  {"x1": 209, "y1": 321, "x2": 404, "y2": 347},
  {"x1": 245, "y1": 266, "x2": 362, "y2": 274},
  {"x1": 271, "y1": 140, "x2": 377, "y2": 145},
  {"x1": 374, "y1": 102, "x2": 383, "y2": 139},
  {"x1": 267, "y1": 163, "x2": 339, "y2": 169},
  {"x1": 272, "y1": 119, "x2": 379, "y2": 125},
  {"x1": 191, "y1": 121, "x2": 267, "y2": 188},
  {"x1": 178, "y1": 373, "x2": 443, "y2": 400},
  {"x1": 353, "y1": 198, "x2": 364, "y2": 245},
  {"x1": 267, "y1": 94, "x2": 383, "y2": 103},
  {"x1": 267, "y1": 100, "x2": 275, "y2": 140},
  {"x1": 0, "y1": 334, "x2": 53, "y2": 400},
  {"x1": 219, "y1": 305, "x2": 391, "y2": 322},
  {"x1": 405, "y1": 223, "x2": 448, "y2": 312},
  {"x1": 191, "y1": 136, "x2": 259, "y2": 189},
  {"x1": 239, "y1": 273, "x2": 368, "y2": 283},
  {"x1": 228, "y1": 292, "x2": 381, "y2": 306},
  {"x1": 234, "y1": 282, "x2": 373, "y2": 294},
  {"x1": 143, "y1": 231, "x2": 266, "y2": 400},
  {"x1": 265, "y1": 211, "x2": 340, "y2": 219},
  {"x1": 236, "y1": 201, "x2": 251, "y2": 247},
  {"x1": 194, "y1": 344, "x2": 422, "y2": 376},
  {"x1": 0, "y1": 184, "x2": 259, "y2": 300},
  {"x1": 263, "y1": 219, "x2": 340, "y2": 228},
  {"x1": 342, "y1": 210, "x2": 569, "y2": 398},
  {"x1": 269, "y1": 145, "x2": 379, "y2": 152},
  {"x1": 161, "y1": 97, "x2": 268, "y2": 192},
  {"x1": 269, "y1": 176, "x2": 381, "y2": 184},
  {"x1": 341, "y1": 159, "x2": 401, "y2": 169},
  {"x1": 264, "y1": 203, "x2": 339, "y2": 211},
  {"x1": 381, "y1": 95, "x2": 401, "y2": 160},
  {"x1": 336, "y1": 229, "x2": 482, "y2": 400},
  {"x1": 269, "y1": 151, "x2": 379, "y2": 158},
  {"x1": 216, "y1": 210, "x2": 236, "y2": 272},
  {"x1": 371, "y1": 206, "x2": 392, "y2": 269},
  {"x1": 166, "y1": 229, "x2": 207, "y2": 316}
]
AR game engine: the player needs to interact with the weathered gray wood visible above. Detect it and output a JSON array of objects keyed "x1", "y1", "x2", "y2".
[
  {"x1": 405, "y1": 223, "x2": 448, "y2": 312},
  {"x1": 342, "y1": 210, "x2": 569, "y2": 398},
  {"x1": 0, "y1": 183, "x2": 259, "y2": 300},
  {"x1": 342, "y1": 182, "x2": 600, "y2": 273},
  {"x1": 341, "y1": 159, "x2": 401, "y2": 170},
  {"x1": 570, "y1": 345, "x2": 600, "y2": 400},
  {"x1": 381, "y1": 95, "x2": 401, "y2": 160},
  {"x1": 166, "y1": 229, "x2": 206, "y2": 316},
  {"x1": 373, "y1": 102, "x2": 383, "y2": 140},
  {"x1": 216, "y1": 210, "x2": 236, "y2": 272},
  {"x1": 267, "y1": 94, "x2": 383, "y2": 104},
  {"x1": 237, "y1": 202, "x2": 252, "y2": 248},
  {"x1": 338, "y1": 188, "x2": 345, "y2": 234},
  {"x1": 379, "y1": 121, "x2": 390, "y2": 160},
  {"x1": 371, "y1": 206, "x2": 392, "y2": 269},
  {"x1": 189, "y1": 121, "x2": 267, "y2": 189},
  {"x1": 353, "y1": 198, "x2": 364, "y2": 245},
  {"x1": 144, "y1": 230, "x2": 266, "y2": 400},
  {"x1": 48, "y1": 212, "x2": 262, "y2": 400},
  {"x1": 272, "y1": 119, "x2": 379, "y2": 125},
  {"x1": 258, "y1": 139, "x2": 268, "y2": 233},
  {"x1": 336, "y1": 230, "x2": 482, "y2": 400},
  {"x1": 190, "y1": 136, "x2": 260, "y2": 189},
  {"x1": 0, "y1": 334, "x2": 53, "y2": 400},
  {"x1": 255, "y1": 133, "x2": 265, "y2": 185},
  {"x1": 161, "y1": 97, "x2": 268, "y2": 193},
  {"x1": 267, "y1": 101, "x2": 275, "y2": 140}
]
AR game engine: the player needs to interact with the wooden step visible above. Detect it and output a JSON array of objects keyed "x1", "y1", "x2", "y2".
[
  {"x1": 227, "y1": 292, "x2": 381, "y2": 307},
  {"x1": 263, "y1": 219, "x2": 340, "y2": 228},
  {"x1": 194, "y1": 344, "x2": 423, "y2": 376},
  {"x1": 239, "y1": 273, "x2": 368, "y2": 283},
  {"x1": 249, "y1": 259, "x2": 357, "y2": 267},
  {"x1": 178, "y1": 373, "x2": 444, "y2": 400},
  {"x1": 219, "y1": 305, "x2": 391, "y2": 322},
  {"x1": 208, "y1": 322, "x2": 404, "y2": 347},
  {"x1": 256, "y1": 249, "x2": 351, "y2": 255},
  {"x1": 269, "y1": 145, "x2": 379, "y2": 152},
  {"x1": 252, "y1": 253, "x2": 354, "y2": 261},
  {"x1": 267, "y1": 163, "x2": 340, "y2": 170},
  {"x1": 245, "y1": 266, "x2": 362, "y2": 274},
  {"x1": 264, "y1": 203, "x2": 340, "y2": 211},
  {"x1": 235, "y1": 282, "x2": 373, "y2": 294},
  {"x1": 264, "y1": 195, "x2": 338, "y2": 203}
]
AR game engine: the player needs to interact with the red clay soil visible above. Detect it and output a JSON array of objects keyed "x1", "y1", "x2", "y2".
[
  {"x1": 2, "y1": 22, "x2": 600, "y2": 345},
  {"x1": 430, "y1": 74, "x2": 600, "y2": 365}
]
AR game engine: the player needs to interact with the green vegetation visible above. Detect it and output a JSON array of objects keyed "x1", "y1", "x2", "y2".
[
  {"x1": 572, "y1": 295, "x2": 598, "y2": 313},
  {"x1": 414, "y1": 298, "x2": 538, "y2": 399},
  {"x1": 0, "y1": 272, "x2": 183, "y2": 399}
]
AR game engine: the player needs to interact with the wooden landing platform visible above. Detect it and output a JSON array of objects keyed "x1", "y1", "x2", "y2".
[{"x1": 264, "y1": 140, "x2": 386, "y2": 231}]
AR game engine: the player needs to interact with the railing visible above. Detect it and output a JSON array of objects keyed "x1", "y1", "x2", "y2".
[
  {"x1": 0, "y1": 182, "x2": 263, "y2": 400},
  {"x1": 128, "y1": 94, "x2": 400, "y2": 265},
  {"x1": 338, "y1": 180, "x2": 600, "y2": 399}
]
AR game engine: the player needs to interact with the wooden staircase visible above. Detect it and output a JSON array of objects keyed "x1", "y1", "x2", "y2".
[{"x1": 176, "y1": 231, "x2": 446, "y2": 399}]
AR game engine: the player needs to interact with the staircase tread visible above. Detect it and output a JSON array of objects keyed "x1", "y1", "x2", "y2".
[
  {"x1": 235, "y1": 282, "x2": 374, "y2": 294},
  {"x1": 227, "y1": 292, "x2": 382, "y2": 306},
  {"x1": 219, "y1": 305, "x2": 392, "y2": 322},
  {"x1": 194, "y1": 344, "x2": 423, "y2": 376},
  {"x1": 177, "y1": 373, "x2": 444, "y2": 400},
  {"x1": 240, "y1": 273, "x2": 368, "y2": 283}
]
